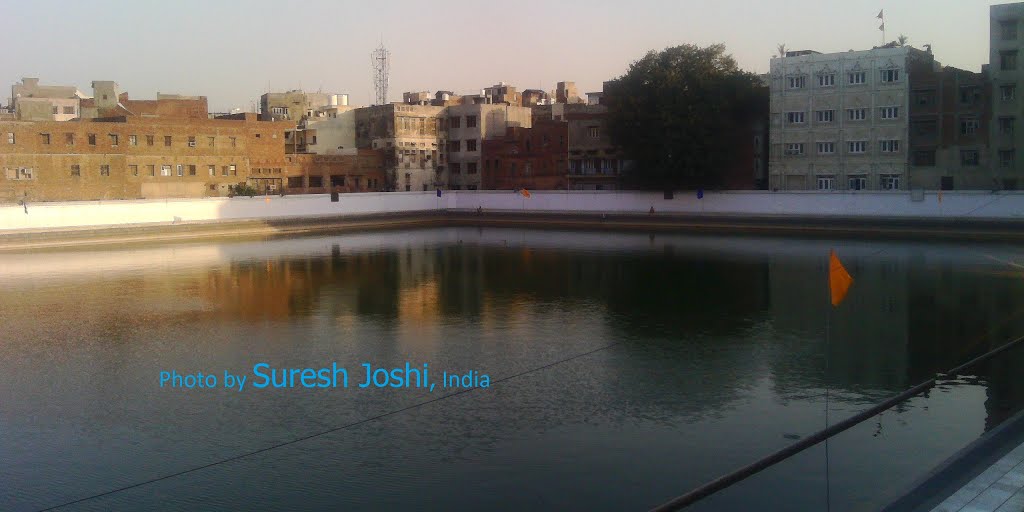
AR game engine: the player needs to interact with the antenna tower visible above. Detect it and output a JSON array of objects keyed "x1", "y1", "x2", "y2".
[{"x1": 371, "y1": 42, "x2": 390, "y2": 106}]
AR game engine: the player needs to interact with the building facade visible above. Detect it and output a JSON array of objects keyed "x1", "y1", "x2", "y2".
[
  {"x1": 355, "y1": 103, "x2": 445, "y2": 192},
  {"x1": 10, "y1": 78, "x2": 85, "y2": 122},
  {"x1": 260, "y1": 90, "x2": 345, "y2": 122},
  {"x1": 443, "y1": 104, "x2": 532, "y2": 190},
  {"x1": 991, "y1": 3, "x2": 1024, "y2": 190},
  {"x1": 480, "y1": 120, "x2": 568, "y2": 190},
  {"x1": 1, "y1": 114, "x2": 293, "y2": 202},
  {"x1": 769, "y1": 46, "x2": 932, "y2": 191}
]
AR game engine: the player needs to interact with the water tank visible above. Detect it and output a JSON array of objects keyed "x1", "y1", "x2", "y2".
[
  {"x1": 329, "y1": 94, "x2": 338, "y2": 106},
  {"x1": 339, "y1": 94, "x2": 349, "y2": 106}
]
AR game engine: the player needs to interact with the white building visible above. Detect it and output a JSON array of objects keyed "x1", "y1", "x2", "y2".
[
  {"x1": 991, "y1": 3, "x2": 1024, "y2": 188},
  {"x1": 769, "y1": 46, "x2": 932, "y2": 191},
  {"x1": 444, "y1": 104, "x2": 531, "y2": 190}
]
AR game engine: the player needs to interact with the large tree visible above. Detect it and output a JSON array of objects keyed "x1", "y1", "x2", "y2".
[{"x1": 606, "y1": 44, "x2": 765, "y2": 191}]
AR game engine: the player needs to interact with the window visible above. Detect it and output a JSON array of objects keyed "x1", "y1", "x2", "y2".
[
  {"x1": 52, "y1": 105, "x2": 58, "y2": 115},
  {"x1": 588, "y1": 126, "x2": 601, "y2": 138},
  {"x1": 879, "y1": 106, "x2": 899, "y2": 119},
  {"x1": 6, "y1": 132, "x2": 13, "y2": 144},
  {"x1": 188, "y1": 136, "x2": 196, "y2": 147},
  {"x1": 175, "y1": 164, "x2": 183, "y2": 177},
  {"x1": 188, "y1": 165, "x2": 196, "y2": 176},
  {"x1": 466, "y1": 139, "x2": 477, "y2": 152},
  {"x1": 229, "y1": 164, "x2": 237, "y2": 176},
  {"x1": 129, "y1": 135, "x2": 137, "y2": 146},
  {"x1": 848, "y1": 72, "x2": 866, "y2": 85},
  {"x1": 1002, "y1": 20, "x2": 1018, "y2": 40},
  {"x1": 914, "y1": 90, "x2": 935, "y2": 107},
  {"x1": 848, "y1": 141, "x2": 867, "y2": 153},
  {"x1": 5, "y1": 167, "x2": 34, "y2": 180},
  {"x1": 914, "y1": 150, "x2": 936, "y2": 166},
  {"x1": 271, "y1": 106, "x2": 288, "y2": 115},
  {"x1": 40, "y1": 133, "x2": 50, "y2": 145},
  {"x1": 1001, "y1": 84, "x2": 1017, "y2": 101},
  {"x1": 65, "y1": 133, "x2": 74, "y2": 145},
  {"x1": 1000, "y1": 117, "x2": 1016, "y2": 134},
  {"x1": 879, "y1": 140, "x2": 900, "y2": 152},
  {"x1": 784, "y1": 143, "x2": 804, "y2": 156},
  {"x1": 787, "y1": 75, "x2": 806, "y2": 89},
  {"x1": 208, "y1": 165, "x2": 215, "y2": 176},
  {"x1": 146, "y1": 135, "x2": 154, "y2": 146},
  {"x1": 109, "y1": 134, "x2": 118, "y2": 146},
  {"x1": 847, "y1": 108, "x2": 867, "y2": 121},
  {"x1": 1001, "y1": 50, "x2": 1018, "y2": 71},
  {"x1": 62, "y1": 106, "x2": 75, "y2": 115},
  {"x1": 466, "y1": 115, "x2": 477, "y2": 128},
  {"x1": 960, "y1": 150, "x2": 980, "y2": 166},
  {"x1": 450, "y1": 163, "x2": 461, "y2": 174},
  {"x1": 817, "y1": 142, "x2": 835, "y2": 154},
  {"x1": 450, "y1": 116, "x2": 461, "y2": 129},
  {"x1": 88, "y1": 133, "x2": 96, "y2": 145},
  {"x1": 164, "y1": 136, "x2": 172, "y2": 147},
  {"x1": 208, "y1": 137, "x2": 215, "y2": 147},
  {"x1": 130, "y1": 165, "x2": 138, "y2": 176},
  {"x1": 161, "y1": 165, "x2": 171, "y2": 177},
  {"x1": 880, "y1": 69, "x2": 900, "y2": 83},
  {"x1": 818, "y1": 74, "x2": 835, "y2": 87},
  {"x1": 467, "y1": 162, "x2": 478, "y2": 174},
  {"x1": 221, "y1": 166, "x2": 229, "y2": 176},
  {"x1": 960, "y1": 118, "x2": 980, "y2": 135},
  {"x1": 287, "y1": 177, "x2": 304, "y2": 188},
  {"x1": 815, "y1": 110, "x2": 834, "y2": 123},
  {"x1": 817, "y1": 176, "x2": 835, "y2": 190},
  {"x1": 71, "y1": 164, "x2": 81, "y2": 177},
  {"x1": 449, "y1": 140, "x2": 461, "y2": 152},
  {"x1": 880, "y1": 175, "x2": 901, "y2": 190},
  {"x1": 848, "y1": 175, "x2": 867, "y2": 190},
  {"x1": 147, "y1": 165, "x2": 155, "y2": 176},
  {"x1": 230, "y1": 137, "x2": 237, "y2": 148},
  {"x1": 1000, "y1": 150, "x2": 1017, "y2": 168},
  {"x1": 100, "y1": 165, "x2": 110, "y2": 177},
  {"x1": 786, "y1": 111, "x2": 805, "y2": 124},
  {"x1": 309, "y1": 176, "x2": 323, "y2": 187}
]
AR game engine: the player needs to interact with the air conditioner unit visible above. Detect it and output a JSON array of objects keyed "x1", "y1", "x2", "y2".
[{"x1": 188, "y1": 141, "x2": 196, "y2": 147}]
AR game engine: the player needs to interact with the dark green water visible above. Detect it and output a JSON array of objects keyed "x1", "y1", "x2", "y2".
[{"x1": 3, "y1": 227, "x2": 1024, "y2": 511}]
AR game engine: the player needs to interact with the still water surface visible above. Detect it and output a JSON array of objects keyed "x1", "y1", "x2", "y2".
[{"x1": 3, "y1": 228, "x2": 1024, "y2": 511}]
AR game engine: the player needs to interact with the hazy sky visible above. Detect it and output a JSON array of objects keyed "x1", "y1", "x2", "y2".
[{"x1": 2, "y1": 0, "x2": 1002, "y2": 112}]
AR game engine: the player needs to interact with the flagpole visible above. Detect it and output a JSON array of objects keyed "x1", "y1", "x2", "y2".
[{"x1": 824, "y1": 306, "x2": 832, "y2": 512}]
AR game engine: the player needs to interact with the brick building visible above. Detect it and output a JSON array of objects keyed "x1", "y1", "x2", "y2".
[
  {"x1": 283, "y1": 150, "x2": 386, "y2": 194},
  {"x1": 481, "y1": 120, "x2": 568, "y2": 190},
  {"x1": 0, "y1": 114, "x2": 293, "y2": 203}
]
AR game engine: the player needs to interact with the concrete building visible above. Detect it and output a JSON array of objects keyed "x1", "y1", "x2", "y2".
[
  {"x1": 481, "y1": 119, "x2": 568, "y2": 190},
  {"x1": 260, "y1": 90, "x2": 343, "y2": 122},
  {"x1": 0, "y1": 114, "x2": 293, "y2": 202},
  {"x1": 80, "y1": 81, "x2": 208, "y2": 120},
  {"x1": 991, "y1": 2, "x2": 1024, "y2": 190},
  {"x1": 769, "y1": 46, "x2": 933, "y2": 190},
  {"x1": 482, "y1": 82, "x2": 521, "y2": 106},
  {"x1": 443, "y1": 103, "x2": 532, "y2": 190},
  {"x1": 534, "y1": 103, "x2": 623, "y2": 190},
  {"x1": 555, "y1": 81, "x2": 582, "y2": 104},
  {"x1": 10, "y1": 78, "x2": 86, "y2": 122},
  {"x1": 285, "y1": 106, "x2": 358, "y2": 156},
  {"x1": 354, "y1": 103, "x2": 445, "y2": 191},
  {"x1": 908, "y1": 65, "x2": 992, "y2": 190}
]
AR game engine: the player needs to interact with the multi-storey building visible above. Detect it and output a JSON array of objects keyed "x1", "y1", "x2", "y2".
[
  {"x1": 991, "y1": 3, "x2": 1024, "y2": 189},
  {"x1": 355, "y1": 103, "x2": 445, "y2": 192},
  {"x1": 769, "y1": 46, "x2": 934, "y2": 191},
  {"x1": 443, "y1": 103, "x2": 532, "y2": 190},
  {"x1": 0, "y1": 114, "x2": 293, "y2": 202},
  {"x1": 908, "y1": 65, "x2": 992, "y2": 190},
  {"x1": 481, "y1": 119, "x2": 568, "y2": 190},
  {"x1": 80, "y1": 81, "x2": 208, "y2": 120}
]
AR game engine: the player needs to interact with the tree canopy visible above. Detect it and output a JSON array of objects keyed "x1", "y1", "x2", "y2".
[{"x1": 606, "y1": 44, "x2": 766, "y2": 191}]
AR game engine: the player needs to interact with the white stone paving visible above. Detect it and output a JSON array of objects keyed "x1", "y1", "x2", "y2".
[{"x1": 932, "y1": 441, "x2": 1024, "y2": 512}]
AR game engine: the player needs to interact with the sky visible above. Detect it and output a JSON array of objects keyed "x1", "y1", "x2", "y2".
[{"x1": 1, "y1": 0, "x2": 1004, "y2": 112}]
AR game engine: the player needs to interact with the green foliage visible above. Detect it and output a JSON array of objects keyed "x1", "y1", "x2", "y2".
[
  {"x1": 230, "y1": 183, "x2": 259, "y2": 197},
  {"x1": 606, "y1": 44, "x2": 766, "y2": 190}
]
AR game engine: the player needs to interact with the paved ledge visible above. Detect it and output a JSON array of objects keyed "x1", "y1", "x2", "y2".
[{"x1": 3, "y1": 210, "x2": 1024, "y2": 252}]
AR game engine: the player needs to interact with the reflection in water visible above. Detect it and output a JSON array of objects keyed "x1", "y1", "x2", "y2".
[{"x1": 2, "y1": 228, "x2": 1024, "y2": 511}]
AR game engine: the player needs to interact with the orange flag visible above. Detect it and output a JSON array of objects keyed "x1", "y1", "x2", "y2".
[
  {"x1": 829, "y1": 250, "x2": 853, "y2": 307},
  {"x1": 520, "y1": 189, "x2": 531, "y2": 198}
]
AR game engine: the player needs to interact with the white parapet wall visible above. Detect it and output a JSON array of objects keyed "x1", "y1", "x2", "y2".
[{"x1": 1, "y1": 190, "x2": 1023, "y2": 232}]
